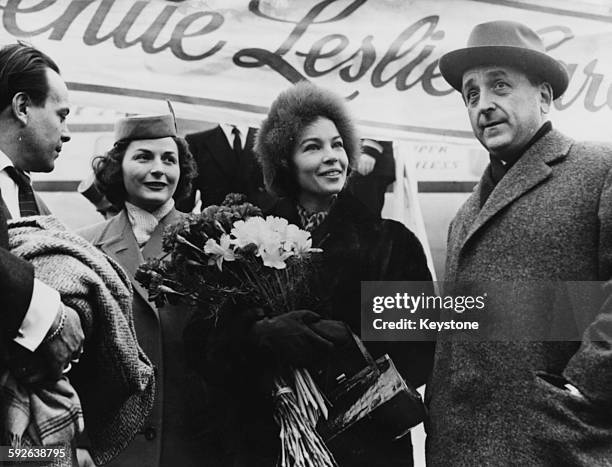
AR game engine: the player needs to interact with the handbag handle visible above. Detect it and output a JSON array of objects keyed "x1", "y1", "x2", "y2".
[{"x1": 349, "y1": 330, "x2": 380, "y2": 376}]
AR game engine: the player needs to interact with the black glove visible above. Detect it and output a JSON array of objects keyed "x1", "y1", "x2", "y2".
[
  {"x1": 249, "y1": 310, "x2": 333, "y2": 366},
  {"x1": 309, "y1": 319, "x2": 351, "y2": 347}
]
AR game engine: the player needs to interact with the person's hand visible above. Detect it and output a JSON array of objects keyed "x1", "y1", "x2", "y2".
[
  {"x1": 249, "y1": 310, "x2": 333, "y2": 366},
  {"x1": 76, "y1": 448, "x2": 95, "y2": 467},
  {"x1": 7, "y1": 304, "x2": 83, "y2": 384},
  {"x1": 357, "y1": 153, "x2": 376, "y2": 176},
  {"x1": 37, "y1": 304, "x2": 84, "y2": 380},
  {"x1": 309, "y1": 319, "x2": 351, "y2": 346}
]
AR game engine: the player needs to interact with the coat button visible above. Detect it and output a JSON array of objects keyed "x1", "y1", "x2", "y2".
[{"x1": 144, "y1": 427, "x2": 157, "y2": 440}]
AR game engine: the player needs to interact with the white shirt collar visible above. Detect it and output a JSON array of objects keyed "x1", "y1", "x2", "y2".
[
  {"x1": 0, "y1": 150, "x2": 33, "y2": 179},
  {"x1": 220, "y1": 124, "x2": 249, "y2": 150},
  {"x1": 0, "y1": 149, "x2": 15, "y2": 172}
]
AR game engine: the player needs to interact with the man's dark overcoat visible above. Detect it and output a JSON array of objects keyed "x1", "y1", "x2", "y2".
[{"x1": 426, "y1": 129, "x2": 612, "y2": 466}]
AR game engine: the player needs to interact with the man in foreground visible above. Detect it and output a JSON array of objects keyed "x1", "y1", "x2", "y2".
[{"x1": 427, "y1": 20, "x2": 612, "y2": 465}]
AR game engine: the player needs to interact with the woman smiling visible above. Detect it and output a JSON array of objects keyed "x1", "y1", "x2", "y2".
[
  {"x1": 77, "y1": 114, "x2": 215, "y2": 467},
  {"x1": 187, "y1": 82, "x2": 435, "y2": 466}
]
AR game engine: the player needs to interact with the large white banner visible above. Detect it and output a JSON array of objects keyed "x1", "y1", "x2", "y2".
[{"x1": 1, "y1": 0, "x2": 611, "y2": 143}]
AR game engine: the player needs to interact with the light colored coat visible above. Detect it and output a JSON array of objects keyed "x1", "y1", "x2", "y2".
[
  {"x1": 426, "y1": 129, "x2": 612, "y2": 466},
  {"x1": 78, "y1": 208, "x2": 211, "y2": 467}
]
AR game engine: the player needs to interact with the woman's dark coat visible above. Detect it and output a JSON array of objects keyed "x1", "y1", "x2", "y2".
[
  {"x1": 186, "y1": 192, "x2": 434, "y2": 466},
  {"x1": 78, "y1": 209, "x2": 213, "y2": 467}
]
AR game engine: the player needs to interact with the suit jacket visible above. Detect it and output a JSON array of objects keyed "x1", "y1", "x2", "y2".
[
  {"x1": 0, "y1": 187, "x2": 50, "y2": 371},
  {"x1": 426, "y1": 129, "x2": 612, "y2": 466},
  {"x1": 177, "y1": 125, "x2": 275, "y2": 211},
  {"x1": 0, "y1": 199, "x2": 34, "y2": 364},
  {"x1": 78, "y1": 209, "x2": 214, "y2": 467}
]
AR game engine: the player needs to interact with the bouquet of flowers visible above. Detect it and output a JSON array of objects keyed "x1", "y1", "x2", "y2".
[{"x1": 136, "y1": 193, "x2": 337, "y2": 467}]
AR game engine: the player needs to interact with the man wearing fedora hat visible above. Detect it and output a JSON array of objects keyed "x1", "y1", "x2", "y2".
[{"x1": 426, "y1": 21, "x2": 612, "y2": 465}]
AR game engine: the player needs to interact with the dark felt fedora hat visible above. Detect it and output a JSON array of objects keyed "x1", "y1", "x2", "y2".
[{"x1": 439, "y1": 20, "x2": 569, "y2": 99}]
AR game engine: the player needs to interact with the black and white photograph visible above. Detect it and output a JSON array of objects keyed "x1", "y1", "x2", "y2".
[{"x1": 1, "y1": 0, "x2": 612, "y2": 466}]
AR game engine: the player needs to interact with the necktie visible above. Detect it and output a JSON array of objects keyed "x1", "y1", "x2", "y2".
[
  {"x1": 232, "y1": 126, "x2": 243, "y2": 162},
  {"x1": 5, "y1": 166, "x2": 39, "y2": 217}
]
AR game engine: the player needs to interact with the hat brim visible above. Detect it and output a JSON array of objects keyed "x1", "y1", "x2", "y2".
[{"x1": 439, "y1": 46, "x2": 569, "y2": 99}]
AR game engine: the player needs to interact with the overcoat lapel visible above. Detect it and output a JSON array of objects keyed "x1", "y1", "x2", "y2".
[
  {"x1": 95, "y1": 210, "x2": 154, "y2": 314},
  {"x1": 96, "y1": 209, "x2": 185, "y2": 317},
  {"x1": 141, "y1": 209, "x2": 183, "y2": 261},
  {"x1": 457, "y1": 130, "x2": 572, "y2": 254}
]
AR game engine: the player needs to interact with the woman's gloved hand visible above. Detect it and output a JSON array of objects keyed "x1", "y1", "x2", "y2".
[
  {"x1": 309, "y1": 319, "x2": 351, "y2": 346},
  {"x1": 249, "y1": 310, "x2": 334, "y2": 366}
]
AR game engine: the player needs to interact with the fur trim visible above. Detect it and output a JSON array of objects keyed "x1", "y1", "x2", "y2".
[{"x1": 255, "y1": 81, "x2": 360, "y2": 198}]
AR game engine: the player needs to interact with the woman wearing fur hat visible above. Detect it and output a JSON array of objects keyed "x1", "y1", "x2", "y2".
[
  {"x1": 76, "y1": 114, "x2": 215, "y2": 467},
  {"x1": 186, "y1": 82, "x2": 435, "y2": 466}
]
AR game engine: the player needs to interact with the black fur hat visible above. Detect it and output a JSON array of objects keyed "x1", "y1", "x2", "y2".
[{"x1": 255, "y1": 81, "x2": 360, "y2": 199}]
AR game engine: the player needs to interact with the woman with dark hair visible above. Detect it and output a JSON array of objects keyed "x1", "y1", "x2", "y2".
[
  {"x1": 188, "y1": 82, "x2": 435, "y2": 466},
  {"x1": 76, "y1": 114, "x2": 211, "y2": 467}
]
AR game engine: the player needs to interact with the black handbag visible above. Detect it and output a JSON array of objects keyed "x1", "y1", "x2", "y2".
[{"x1": 318, "y1": 333, "x2": 426, "y2": 444}]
